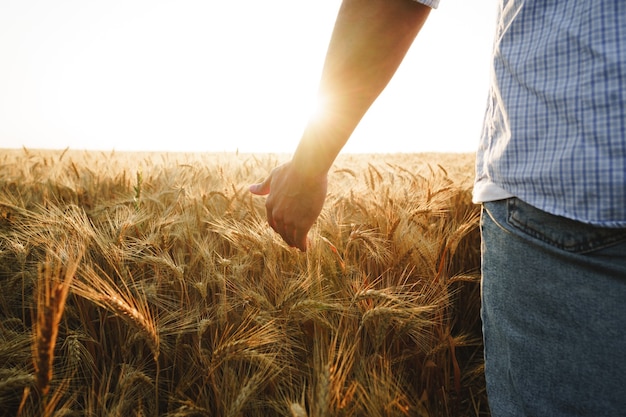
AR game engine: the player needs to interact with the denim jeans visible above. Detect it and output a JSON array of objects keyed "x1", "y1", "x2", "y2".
[{"x1": 481, "y1": 198, "x2": 626, "y2": 417}]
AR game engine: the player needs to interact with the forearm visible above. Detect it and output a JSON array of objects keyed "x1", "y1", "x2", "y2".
[{"x1": 292, "y1": 0, "x2": 431, "y2": 177}]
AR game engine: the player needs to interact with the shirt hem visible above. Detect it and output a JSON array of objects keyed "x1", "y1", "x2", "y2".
[{"x1": 472, "y1": 180, "x2": 513, "y2": 204}]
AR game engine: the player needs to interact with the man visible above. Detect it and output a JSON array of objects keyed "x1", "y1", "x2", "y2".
[{"x1": 250, "y1": 1, "x2": 626, "y2": 415}]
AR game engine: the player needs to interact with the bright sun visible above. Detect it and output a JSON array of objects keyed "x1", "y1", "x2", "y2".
[{"x1": 0, "y1": 1, "x2": 495, "y2": 154}]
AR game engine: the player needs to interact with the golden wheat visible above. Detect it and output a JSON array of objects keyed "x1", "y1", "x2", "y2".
[
  {"x1": 290, "y1": 402, "x2": 309, "y2": 417},
  {"x1": 33, "y1": 249, "x2": 83, "y2": 399},
  {"x1": 0, "y1": 148, "x2": 485, "y2": 417},
  {"x1": 70, "y1": 264, "x2": 160, "y2": 361}
]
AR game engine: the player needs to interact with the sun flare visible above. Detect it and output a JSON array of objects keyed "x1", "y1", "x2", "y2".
[{"x1": 306, "y1": 94, "x2": 328, "y2": 125}]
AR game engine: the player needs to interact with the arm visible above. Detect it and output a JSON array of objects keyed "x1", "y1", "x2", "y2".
[
  {"x1": 294, "y1": 0, "x2": 431, "y2": 177},
  {"x1": 251, "y1": 0, "x2": 432, "y2": 250}
]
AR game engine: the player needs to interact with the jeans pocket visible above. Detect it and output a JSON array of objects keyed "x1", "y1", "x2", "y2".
[{"x1": 506, "y1": 198, "x2": 626, "y2": 254}]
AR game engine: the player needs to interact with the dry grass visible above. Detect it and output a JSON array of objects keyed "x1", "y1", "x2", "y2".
[{"x1": 0, "y1": 148, "x2": 485, "y2": 416}]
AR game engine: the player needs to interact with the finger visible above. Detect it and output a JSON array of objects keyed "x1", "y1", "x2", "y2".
[
  {"x1": 293, "y1": 226, "x2": 308, "y2": 252},
  {"x1": 266, "y1": 210, "x2": 277, "y2": 231},
  {"x1": 280, "y1": 223, "x2": 297, "y2": 248},
  {"x1": 249, "y1": 173, "x2": 273, "y2": 196},
  {"x1": 266, "y1": 201, "x2": 278, "y2": 231}
]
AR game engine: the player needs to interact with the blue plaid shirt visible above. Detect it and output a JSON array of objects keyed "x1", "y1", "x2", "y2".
[{"x1": 473, "y1": 1, "x2": 626, "y2": 227}]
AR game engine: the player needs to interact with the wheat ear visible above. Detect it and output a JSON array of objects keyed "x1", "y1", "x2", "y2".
[
  {"x1": 33, "y1": 251, "x2": 82, "y2": 399},
  {"x1": 101, "y1": 294, "x2": 159, "y2": 359},
  {"x1": 70, "y1": 264, "x2": 159, "y2": 361},
  {"x1": 289, "y1": 402, "x2": 308, "y2": 417}
]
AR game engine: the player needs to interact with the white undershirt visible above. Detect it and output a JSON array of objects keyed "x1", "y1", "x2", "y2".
[{"x1": 472, "y1": 178, "x2": 514, "y2": 204}]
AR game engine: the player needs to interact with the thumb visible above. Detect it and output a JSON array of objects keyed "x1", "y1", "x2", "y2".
[{"x1": 249, "y1": 173, "x2": 272, "y2": 196}]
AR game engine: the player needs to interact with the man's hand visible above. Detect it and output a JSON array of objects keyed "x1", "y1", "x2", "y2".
[
  {"x1": 250, "y1": 0, "x2": 430, "y2": 250},
  {"x1": 250, "y1": 162, "x2": 328, "y2": 251}
]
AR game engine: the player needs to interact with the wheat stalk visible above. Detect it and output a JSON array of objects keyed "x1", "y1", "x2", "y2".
[{"x1": 32, "y1": 250, "x2": 82, "y2": 400}]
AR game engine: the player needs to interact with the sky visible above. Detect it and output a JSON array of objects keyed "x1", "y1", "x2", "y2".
[{"x1": 0, "y1": 1, "x2": 497, "y2": 154}]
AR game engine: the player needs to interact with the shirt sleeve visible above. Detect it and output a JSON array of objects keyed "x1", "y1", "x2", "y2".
[{"x1": 413, "y1": 0, "x2": 439, "y2": 9}]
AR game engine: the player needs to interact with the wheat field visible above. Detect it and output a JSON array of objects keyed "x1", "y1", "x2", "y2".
[{"x1": 0, "y1": 148, "x2": 486, "y2": 417}]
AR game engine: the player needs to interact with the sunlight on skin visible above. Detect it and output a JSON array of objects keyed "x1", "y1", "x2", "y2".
[{"x1": 306, "y1": 94, "x2": 329, "y2": 127}]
